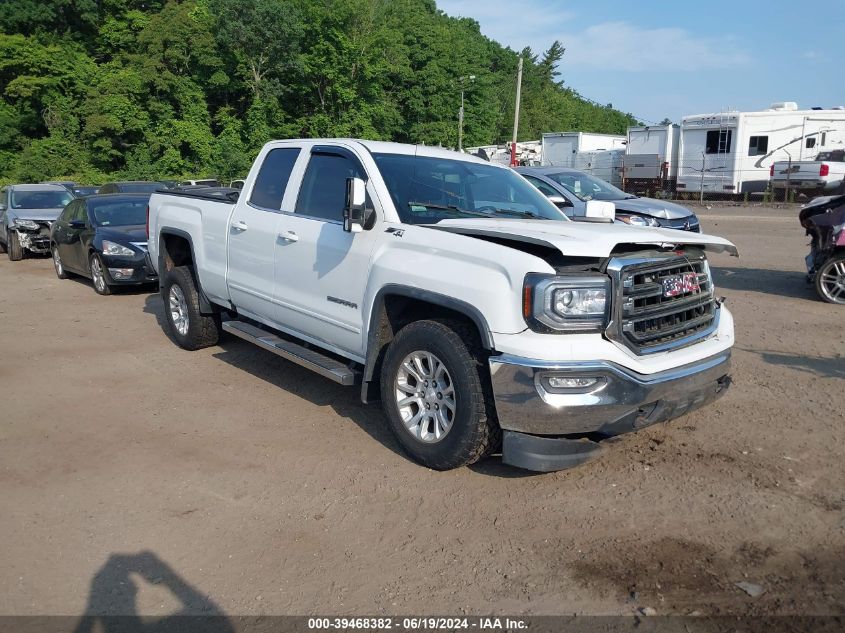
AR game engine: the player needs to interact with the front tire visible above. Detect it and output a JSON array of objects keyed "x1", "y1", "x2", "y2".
[
  {"x1": 161, "y1": 266, "x2": 220, "y2": 350},
  {"x1": 380, "y1": 320, "x2": 499, "y2": 470},
  {"x1": 7, "y1": 231, "x2": 23, "y2": 261},
  {"x1": 815, "y1": 254, "x2": 845, "y2": 304},
  {"x1": 52, "y1": 246, "x2": 68, "y2": 279},
  {"x1": 89, "y1": 253, "x2": 112, "y2": 295}
]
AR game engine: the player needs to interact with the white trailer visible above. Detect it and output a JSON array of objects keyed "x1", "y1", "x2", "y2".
[
  {"x1": 623, "y1": 124, "x2": 680, "y2": 194},
  {"x1": 676, "y1": 103, "x2": 845, "y2": 195},
  {"x1": 541, "y1": 132, "x2": 626, "y2": 167}
]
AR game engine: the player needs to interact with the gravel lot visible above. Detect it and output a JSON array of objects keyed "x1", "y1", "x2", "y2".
[{"x1": 1, "y1": 205, "x2": 843, "y2": 619}]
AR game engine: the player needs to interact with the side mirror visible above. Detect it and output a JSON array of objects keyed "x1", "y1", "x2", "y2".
[
  {"x1": 547, "y1": 195, "x2": 571, "y2": 208},
  {"x1": 584, "y1": 200, "x2": 615, "y2": 222},
  {"x1": 343, "y1": 177, "x2": 368, "y2": 233}
]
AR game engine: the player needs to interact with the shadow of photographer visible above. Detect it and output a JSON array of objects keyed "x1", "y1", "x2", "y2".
[{"x1": 73, "y1": 551, "x2": 234, "y2": 633}]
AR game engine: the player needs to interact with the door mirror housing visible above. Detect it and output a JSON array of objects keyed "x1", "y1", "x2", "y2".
[
  {"x1": 343, "y1": 177, "x2": 369, "y2": 233},
  {"x1": 547, "y1": 195, "x2": 571, "y2": 208},
  {"x1": 583, "y1": 200, "x2": 616, "y2": 222}
]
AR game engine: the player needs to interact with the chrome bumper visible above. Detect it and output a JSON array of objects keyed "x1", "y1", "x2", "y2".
[{"x1": 489, "y1": 351, "x2": 731, "y2": 437}]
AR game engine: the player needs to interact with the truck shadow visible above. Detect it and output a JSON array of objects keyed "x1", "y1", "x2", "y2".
[
  {"x1": 710, "y1": 266, "x2": 816, "y2": 300},
  {"x1": 211, "y1": 336, "x2": 407, "y2": 461},
  {"x1": 141, "y1": 295, "x2": 534, "y2": 476},
  {"x1": 72, "y1": 550, "x2": 234, "y2": 633},
  {"x1": 742, "y1": 347, "x2": 845, "y2": 379}
]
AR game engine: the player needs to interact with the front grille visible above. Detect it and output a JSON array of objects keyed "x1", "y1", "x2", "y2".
[
  {"x1": 661, "y1": 216, "x2": 700, "y2": 232},
  {"x1": 610, "y1": 255, "x2": 717, "y2": 354}
]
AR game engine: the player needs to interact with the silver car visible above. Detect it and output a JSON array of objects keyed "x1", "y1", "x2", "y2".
[
  {"x1": 0, "y1": 184, "x2": 75, "y2": 261},
  {"x1": 516, "y1": 166, "x2": 700, "y2": 232}
]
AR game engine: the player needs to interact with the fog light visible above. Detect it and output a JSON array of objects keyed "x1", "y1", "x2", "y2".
[
  {"x1": 108, "y1": 267, "x2": 134, "y2": 280},
  {"x1": 547, "y1": 376, "x2": 599, "y2": 389},
  {"x1": 540, "y1": 374, "x2": 606, "y2": 394}
]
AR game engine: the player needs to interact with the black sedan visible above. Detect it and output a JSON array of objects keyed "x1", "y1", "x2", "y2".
[{"x1": 50, "y1": 194, "x2": 157, "y2": 295}]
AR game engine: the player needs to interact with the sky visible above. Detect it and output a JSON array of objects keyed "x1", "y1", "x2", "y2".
[{"x1": 437, "y1": 0, "x2": 845, "y2": 124}]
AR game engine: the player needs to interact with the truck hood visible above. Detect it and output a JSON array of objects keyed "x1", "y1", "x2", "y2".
[
  {"x1": 429, "y1": 218, "x2": 739, "y2": 257},
  {"x1": 7, "y1": 208, "x2": 63, "y2": 222},
  {"x1": 614, "y1": 197, "x2": 693, "y2": 220}
]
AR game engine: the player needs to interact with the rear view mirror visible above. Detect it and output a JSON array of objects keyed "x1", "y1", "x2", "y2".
[
  {"x1": 584, "y1": 200, "x2": 615, "y2": 222},
  {"x1": 547, "y1": 195, "x2": 571, "y2": 208},
  {"x1": 343, "y1": 177, "x2": 367, "y2": 233}
]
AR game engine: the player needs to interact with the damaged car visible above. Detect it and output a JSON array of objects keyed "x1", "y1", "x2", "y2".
[{"x1": 0, "y1": 184, "x2": 75, "y2": 261}]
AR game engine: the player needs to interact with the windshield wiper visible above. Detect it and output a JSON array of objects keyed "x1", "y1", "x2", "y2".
[
  {"x1": 493, "y1": 209, "x2": 539, "y2": 219},
  {"x1": 407, "y1": 201, "x2": 491, "y2": 218}
]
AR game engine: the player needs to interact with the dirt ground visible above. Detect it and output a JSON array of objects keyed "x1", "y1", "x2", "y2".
[{"x1": 0, "y1": 205, "x2": 843, "y2": 620}]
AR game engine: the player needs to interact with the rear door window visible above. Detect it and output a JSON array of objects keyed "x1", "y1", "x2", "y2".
[{"x1": 249, "y1": 148, "x2": 301, "y2": 210}]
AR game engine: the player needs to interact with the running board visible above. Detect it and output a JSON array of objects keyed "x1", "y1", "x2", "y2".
[{"x1": 222, "y1": 320, "x2": 358, "y2": 386}]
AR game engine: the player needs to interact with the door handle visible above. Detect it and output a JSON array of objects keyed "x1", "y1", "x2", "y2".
[
  {"x1": 278, "y1": 230, "x2": 299, "y2": 242},
  {"x1": 231, "y1": 220, "x2": 248, "y2": 232}
]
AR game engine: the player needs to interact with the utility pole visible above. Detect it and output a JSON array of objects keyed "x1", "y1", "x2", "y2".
[
  {"x1": 510, "y1": 57, "x2": 523, "y2": 166},
  {"x1": 457, "y1": 75, "x2": 475, "y2": 151},
  {"x1": 784, "y1": 150, "x2": 792, "y2": 203}
]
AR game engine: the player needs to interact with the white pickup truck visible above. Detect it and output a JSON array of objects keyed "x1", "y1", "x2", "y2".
[
  {"x1": 771, "y1": 150, "x2": 845, "y2": 197},
  {"x1": 147, "y1": 139, "x2": 737, "y2": 472}
]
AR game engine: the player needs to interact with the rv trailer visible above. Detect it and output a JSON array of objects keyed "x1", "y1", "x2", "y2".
[
  {"x1": 541, "y1": 132, "x2": 627, "y2": 186},
  {"x1": 623, "y1": 124, "x2": 680, "y2": 195},
  {"x1": 677, "y1": 102, "x2": 845, "y2": 196}
]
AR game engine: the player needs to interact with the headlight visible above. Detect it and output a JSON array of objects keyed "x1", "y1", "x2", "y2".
[
  {"x1": 101, "y1": 240, "x2": 135, "y2": 256},
  {"x1": 523, "y1": 274, "x2": 610, "y2": 332},
  {"x1": 616, "y1": 213, "x2": 659, "y2": 227},
  {"x1": 12, "y1": 219, "x2": 39, "y2": 230}
]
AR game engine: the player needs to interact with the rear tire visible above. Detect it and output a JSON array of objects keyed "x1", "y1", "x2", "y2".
[
  {"x1": 161, "y1": 266, "x2": 220, "y2": 350},
  {"x1": 7, "y1": 231, "x2": 23, "y2": 261},
  {"x1": 0, "y1": 233, "x2": 6, "y2": 254},
  {"x1": 815, "y1": 254, "x2": 845, "y2": 304},
  {"x1": 380, "y1": 319, "x2": 500, "y2": 470}
]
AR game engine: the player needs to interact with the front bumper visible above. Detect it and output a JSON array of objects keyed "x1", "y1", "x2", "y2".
[
  {"x1": 489, "y1": 350, "x2": 731, "y2": 437},
  {"x1": 101, "y1": 252, "x2": 158, "y2": 285},
  {"x1": 491, "y1": 351, "x2": 731, "y2": 471}
]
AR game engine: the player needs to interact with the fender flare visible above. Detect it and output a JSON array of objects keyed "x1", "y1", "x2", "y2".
[
  {"x1": 158, "y1": 228, "x2": 216, "y2": 314},
  {"x1": 360, "y1": 284, "x2": 496, "y2": 402}
]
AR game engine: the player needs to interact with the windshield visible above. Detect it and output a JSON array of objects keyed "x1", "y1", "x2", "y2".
[
  {"x1": 372, "y1": 153, "x2": 567, "y2": 223},
  {"x1": 545, "y1": 172, "x2": 632, "y2": 202},
  {"x1": 91, "y1": 199, "x2": 149, "y2": 226},
  {"x1": 815, "y1": 150, "x2": 844, "y2": 162},
  {"x1": 11, "y1": 189, "x2": 73, "y2": 209}
]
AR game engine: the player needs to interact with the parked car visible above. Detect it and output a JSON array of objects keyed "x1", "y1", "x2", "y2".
[
  {"x1": 98, "y1": 181, "x2": 167, "y2": 194},
  {"x1": 50, "y1": 193, "x2": 157, "y2": 295},
  {"x1": 516, "y1": 166, "x2": 701, "y2": 231},
  {"x1": 42, "y1": 180, "x2": 76, "y2": 191},
  {"x1": 72, "y1": 185, "x2": 99, "y2": 197},
  {"x1": 771, "y1": 150, "x2": 845, "y2": 198},
  {"x1": 799, "y1": 194, "x2": 845, "y2": 304},
  {"x1": 147, "y1": 139, "x2": 736, "y2": 472},
  {"x1": 0, "y1": 184, "x2": 75, "y2": 260},
  {"x1": 179, "y1": 179, "x2": 220, "y2": 187}
]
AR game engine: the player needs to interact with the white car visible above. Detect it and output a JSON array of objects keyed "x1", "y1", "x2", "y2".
[{"x1": 147, "y1": 139, "x2": 737, "y2": 472}]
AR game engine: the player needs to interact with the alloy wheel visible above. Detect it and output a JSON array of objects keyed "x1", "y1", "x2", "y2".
[
  {"x1": 394, "y1": 351, "x2": 456, "y2": 443},
  {"x1": 818, "y1": 259, "x2": 845, "y2": 304},
  {"x1": 169, "y1": 285, "x2": 190, "y2": 336}
]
